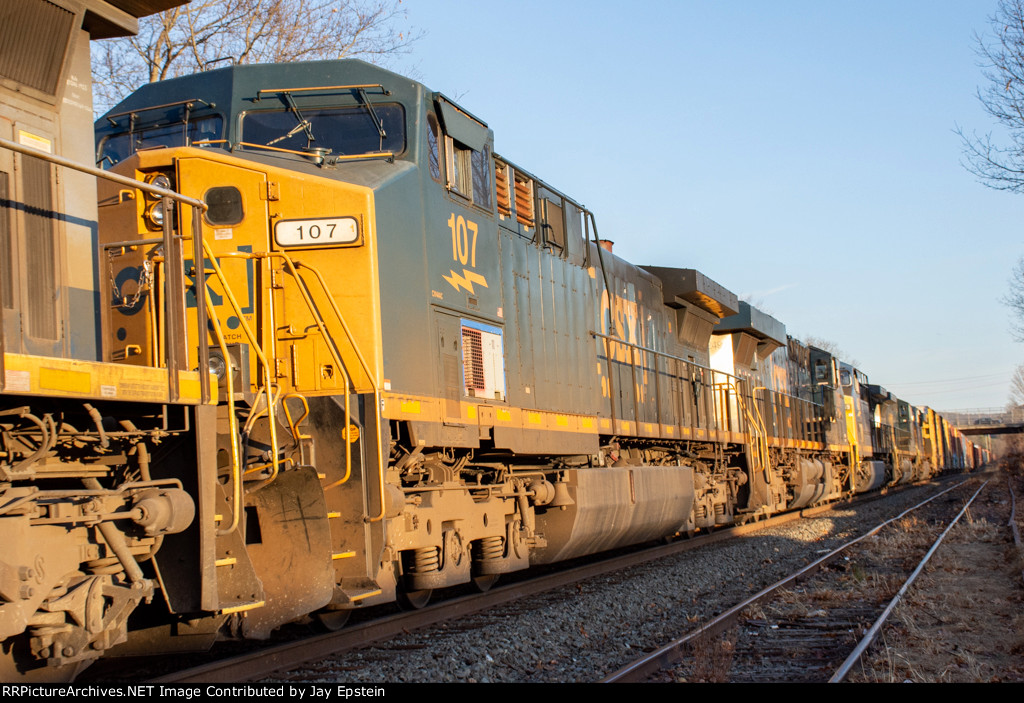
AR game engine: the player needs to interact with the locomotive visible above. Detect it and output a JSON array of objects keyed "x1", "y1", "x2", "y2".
[{"x1": 0, "y1": 0, "x2": 986, "y2": 680}]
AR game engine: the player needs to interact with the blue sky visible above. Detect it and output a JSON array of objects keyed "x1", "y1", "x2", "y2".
[{"x1": 387, "y1": 1, "x2": 1023, "y2": 411}]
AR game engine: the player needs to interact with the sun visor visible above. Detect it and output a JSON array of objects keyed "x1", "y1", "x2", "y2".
[{"x1": 436, "y1": 95, "x2": 488, "y2": 151}]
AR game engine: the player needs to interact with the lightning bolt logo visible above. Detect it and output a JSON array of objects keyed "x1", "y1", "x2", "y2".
[{"x1": 443, "y1": 268, "x2": 489, "y2": 295}]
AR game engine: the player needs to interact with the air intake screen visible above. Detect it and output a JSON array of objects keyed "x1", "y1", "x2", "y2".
[
  {"x1": 0, "y1": 0, "x2": 75, "y2": 95},
  {"x1": 462, "y1": 327, "x2": 486, "y2": 394},
  {"x1": 23, "y1": 157, "x2": 57, "y2": 339},
  {"x1": 494, "y1": 161, "x2": 511, "y2": 218},
  {"x1": 460, "y1": 321, "x2": 506, "y2": 400},
  {"x1": 0, "y1": 171, "x2": 11, "y2": 309}
]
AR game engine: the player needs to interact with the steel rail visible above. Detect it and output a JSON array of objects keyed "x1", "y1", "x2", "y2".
[
  {"x1": 830, "y1": 480, "x2": 989, "y2": 682},
  {"x1": 602, "y1": 478, "x2": 971, "y2": 683},
  {"x1": 150, "y1": 495, "x2": 861, "y2": 683},
  {"x1": 1009, "y1": 478, "x2": 1024, "y2": 586},
  {"x1": 136, "y1": 480, "x2": 939, "y2": 684}
]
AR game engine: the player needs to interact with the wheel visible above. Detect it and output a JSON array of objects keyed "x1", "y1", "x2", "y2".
[
  {"x1": 312, "y1": 608, "x2": 352, "y2": 632},
  {"x1": 472, "y1": 574, "x2": 499, "y2": 592},
  {"x1": 396, "y1": 588, "x2": 432, "y2": 610}
]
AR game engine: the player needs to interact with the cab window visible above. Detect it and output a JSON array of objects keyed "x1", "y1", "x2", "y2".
[
  {"x1": 242, "y1": 104, "x2": 405, "y2": 156},
  {"x1": 445, "y1": 137, "x2": 491, "y2": 210},
  {"x1": 427, "y1": 112, "x2": 441, "y2": 182},
  {"x1": 98, "y1": 115, "x2": 223, "y2": 167}
]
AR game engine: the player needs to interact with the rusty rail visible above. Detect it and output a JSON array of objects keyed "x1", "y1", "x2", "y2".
[{"x1": 603, "y1": 479, "x2": 971, "y2": 683}]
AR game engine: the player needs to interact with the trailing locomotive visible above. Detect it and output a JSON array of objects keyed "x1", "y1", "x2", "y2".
[{"x1": 0, "y1": 2, "x2": 987, "y2": 678}]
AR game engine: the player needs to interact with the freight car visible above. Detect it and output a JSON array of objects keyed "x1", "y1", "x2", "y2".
[
  {"x1": 0, "y1": 0, "x2": 217, "y2": 681},
  {"x1": 1, "y1": 14, "x2": 983, "y2": 678}
]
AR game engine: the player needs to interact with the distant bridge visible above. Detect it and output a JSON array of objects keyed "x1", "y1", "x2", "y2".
[{"x1": 943, "y1": 408, "x2": 1024, "y2": 436}]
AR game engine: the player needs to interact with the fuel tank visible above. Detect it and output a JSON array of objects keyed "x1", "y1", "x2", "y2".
[{"x1": 531, "y1": 465, "x2": 695, "y2": 563}]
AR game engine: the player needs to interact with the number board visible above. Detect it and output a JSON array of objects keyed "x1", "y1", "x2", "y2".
[{"x1": 274, "y1": 217, "x2": 360, "y2": 247}]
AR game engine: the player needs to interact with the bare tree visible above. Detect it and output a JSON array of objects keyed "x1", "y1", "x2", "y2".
[
  {"x1": 958, "y1": 0, "x2": 1024, "y2": 191},
  {"x1": 958, "y1": 3, "x2": 1024, "y2": 344},
  {"x1": 1008, "y1": 362, "x2": 1024, "y2": 409},
  {"x1": 92, "y1": 0, "x2": 418, "y2": 114},
  {"x1": 1003, "y1": 257, "x2": 1024, "y2": 341}
]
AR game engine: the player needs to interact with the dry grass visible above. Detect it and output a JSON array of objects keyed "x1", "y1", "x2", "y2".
[
  {"x1": 766, "y1": 588, "x2": 816, "y2": 617},
  {"x1": 742, "y1": 601, "x2": 766, "y2": 620},
  {"x1": 686, "y1": 630, "x2": 736, "y2": 683},
  {"x1": 862, "y1": 632, "x2": 925, "y2": 683},
  {"x1": 850, "y1": 476, "x2": 1024, "y2": 683},
  {"x1": 1000, "y1": 436, "x2": 1024, "y2": 477}
]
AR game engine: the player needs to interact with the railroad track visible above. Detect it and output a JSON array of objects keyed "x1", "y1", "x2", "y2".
[
  {"x1": 145, "y1": 504, "x2": 822, "y2": 683},
  {"x1": 604, "y1": 478, "x2": 986, "y2": 683},
  {"x1": 848, "y1": 472, "x2": 1024, "y2": 682},
  {"x1": 109, "y1": 480, "x2": 950, "y2": 683}
]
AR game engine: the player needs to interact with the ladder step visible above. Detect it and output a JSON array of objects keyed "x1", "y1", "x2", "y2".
[
  {"x1": 346, "y1": 588, "x2": 382, "y2": 602},
  {"x1": 221, "y1": 600, "x2": 265, "y2": 614}
]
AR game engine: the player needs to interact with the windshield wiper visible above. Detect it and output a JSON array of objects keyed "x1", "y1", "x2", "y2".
[
  {"x1": 99, "y1": 98, "x2": 217, "y2": 165},
  {"x1": 255, "y1": 83, "x2": 391, "y2": 147},
  {"x1": 267, "y1": 92, "x2": 318, "y2": 148},
  {"x1": 356, "y1": 87, "x2": 387, "y2": 143}
]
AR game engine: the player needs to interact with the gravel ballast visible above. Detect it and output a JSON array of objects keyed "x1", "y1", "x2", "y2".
[{"x1": 270, "y1": 481, "x2": 968, "y2": 683}]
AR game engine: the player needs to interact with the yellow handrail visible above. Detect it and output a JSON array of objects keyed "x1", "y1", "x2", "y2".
[
  {"x1": 291, "y1": 260, "x2": 379, "y2": 390},
  {"x1": 214, "y1": 251, "x2": 355, "y2": 490},
  {"x1": 202, "y1": 283, "x2": 242, "y2": 536},
  {"x1": 272, "y1": 255, "x2": 354, "y2": 489},
  {"x1": 287, "y1": 259, "x2": 385, "y2": 522},
  {"x1": 200, "y1": 240, "x2": 281, "y2": 484},
  {"x1": 890, "y1": 425, "x2": 901, "y2": 481},
  {"x1": 734, "y1": 385, "x2": 770, "y2": 480},
  {"x1": 213, "y1": 250, "x2": 384, "y2": 517},
  {"x1": 283, "y1": 393, "x2": 312, "y2": 443}
]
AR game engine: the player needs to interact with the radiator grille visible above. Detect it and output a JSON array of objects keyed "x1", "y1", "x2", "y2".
[
  {"x1": 0, "y1": 0, "x2": 75, "y2": 95},
  {"x1": 494, "y1": 161, "x2": 511, "y2": 218},
  {"x1": 22, "y1": 157, "x2": 57, "y2": 339},
  {"x1": 0, "y1": 171, "x2": 11, "y2": 309},
  {"x1": 514, "y1": 173, "x2": 534, "y2": 228},
  {"x1": 461, "y1": 326, "x2": 485, "y2": 394}
]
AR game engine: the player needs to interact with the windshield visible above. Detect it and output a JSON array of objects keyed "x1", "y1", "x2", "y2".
[
  {"x1": 98, "y1": 116, "x2": 224, "y2": 167},
  {"x1": 241, "y1": 104, "x2": 405, "y2": 156}
]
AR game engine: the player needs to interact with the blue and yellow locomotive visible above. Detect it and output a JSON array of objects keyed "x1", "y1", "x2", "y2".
[{"x1": 90, "y1": 56, "x2": 985, "y2": 626}]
